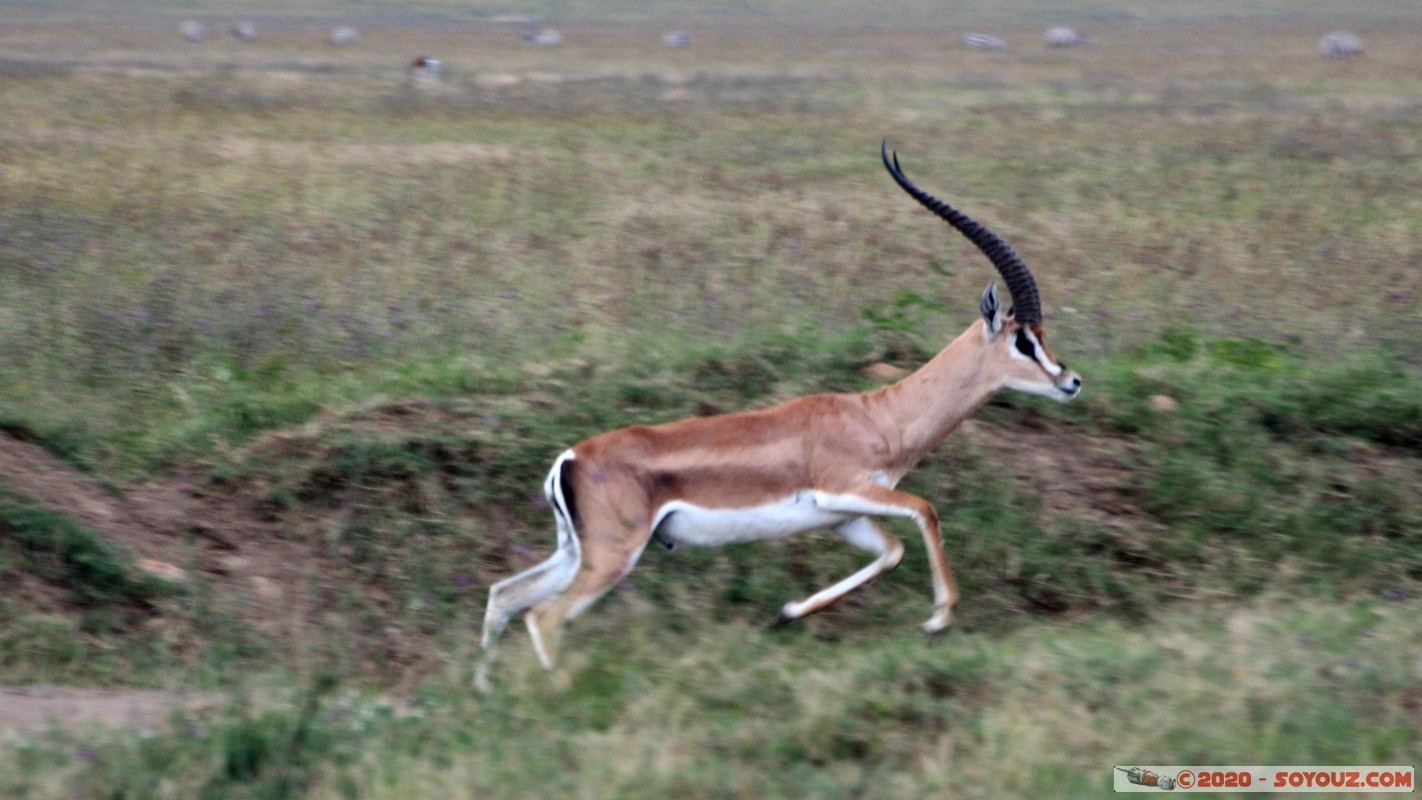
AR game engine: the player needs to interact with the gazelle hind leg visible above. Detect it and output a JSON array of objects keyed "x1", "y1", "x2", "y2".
[
  {"x1": 776, "y1": 517, "x2": 904, "y2": 625},
  {"x1": 524, "y1": 538, "x2": 648, "y2": 671},
  {"x1": 479, "y1": 544, "x2": 579, "y2": 651},
  {"x1": 477, "y1": 452, "x2": 582, "y2": 692},
  {"x1": 475, "y1": 538, "x2": 580, "y2": 692}
]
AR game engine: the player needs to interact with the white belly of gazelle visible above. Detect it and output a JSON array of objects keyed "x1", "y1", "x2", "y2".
[{"x1": 651, "y1": 492, "x2": 854, "y2": 547}]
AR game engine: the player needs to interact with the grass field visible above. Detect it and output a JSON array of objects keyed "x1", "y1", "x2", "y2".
[{"x1": 1, "y1": 1, "x2": 1420, "y2": 797}]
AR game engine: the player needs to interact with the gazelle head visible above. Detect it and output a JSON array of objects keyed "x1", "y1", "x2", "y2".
[
  {"x1": 883, "y1": 141, "x2": 1082, "y2": 402},
  {"x1": 975, "y1": 281, "x2": 1081, "y2": 401}
]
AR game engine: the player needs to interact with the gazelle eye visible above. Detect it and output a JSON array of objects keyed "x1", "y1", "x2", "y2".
[{"x1": 1015, "y1": 330, "x2": 1035, "y2": 358}]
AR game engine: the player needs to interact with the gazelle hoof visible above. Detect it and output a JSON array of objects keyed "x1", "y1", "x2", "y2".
[
  {"x1": 921, "y1": 618, "x2": 954, "y2": 637},
  {"x1": 771, "y1": 610, "x2": 797, "y2": 628}
]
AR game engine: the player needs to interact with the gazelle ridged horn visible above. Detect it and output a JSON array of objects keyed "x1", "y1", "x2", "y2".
[{"x1": 881, "y1": 140, "x2": 1042, "y2": 327}]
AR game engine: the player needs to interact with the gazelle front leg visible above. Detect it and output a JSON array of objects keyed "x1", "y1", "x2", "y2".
[
  {"x1": 810, "y1": 485, "x2": 959, "y2": 634},
  {"x1": 776, "y1": 516, "x2": 905, "y2": 625}
]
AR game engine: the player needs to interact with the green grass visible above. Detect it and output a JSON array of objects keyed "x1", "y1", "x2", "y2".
[
  {"x1": 3, "y1": 18, "x2": 1421, "y2": 476},
  {"x1": 1077, "y1": 339, "x2": 1422, "y2": 587},
  {"x1": 1, "y1": 2, "x2": 1421, "y2": 797},
  {"x1": 90, "y1": 331, "x2": 1417, "y2": 681},
  {"x1": 2, "y1": 596, "x2": 1416, "y2": 799}
]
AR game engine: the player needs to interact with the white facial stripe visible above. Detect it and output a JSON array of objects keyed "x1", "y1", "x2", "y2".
[{"x1": 1014, "y1": 328, "x2": 1064, "y2": 378}]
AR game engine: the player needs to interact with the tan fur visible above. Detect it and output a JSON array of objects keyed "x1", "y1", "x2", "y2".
[{"x1": 478, "y1": 315, "x2": 1080, "y2": 682}]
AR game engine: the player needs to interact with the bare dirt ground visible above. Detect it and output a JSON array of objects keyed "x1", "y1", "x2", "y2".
[
  {"x1": 0, "y1": 430, "x2": 317, "y2": 609},
  {"x1": 0, "y1": 685, "x2": 217, "y2": 739},
  {"x1": 0, "y1": 431, "x2": 313, "y2": 739}
]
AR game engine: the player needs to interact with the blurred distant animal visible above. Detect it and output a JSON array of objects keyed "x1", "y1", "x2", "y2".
[
  {"x1": 522, "y1": 23, "x2": 564, "y2": 47},
  {"x1": 664, "y1": 31, "x2": 693, "y2": 48},
  {"x1": 1044, "y1": 27, "x2": 1087, "y2": 48},
  {"x1": 230, "y1": 21, "x2": 258, "y2": 42},
  {"x1": 964, "y1": 33, "x2": 1007, "y2": 51},
  {"x1": 408, "y1": 56, "x2": 441, "y2": 87},
  {"x1": 179, "y1": 21, "x2": 207, "y2": 43},
  {"x1": 1318, "y1": 31, "x2": 1363, "y2": 58},
  {"x1": 329, "y1": 27, "x2": 359, "y2": 46}
]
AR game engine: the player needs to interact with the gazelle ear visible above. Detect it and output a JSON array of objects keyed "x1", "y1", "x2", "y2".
[{"x1": 980, "y1": 282, "x2": 1004, "y2": 339}]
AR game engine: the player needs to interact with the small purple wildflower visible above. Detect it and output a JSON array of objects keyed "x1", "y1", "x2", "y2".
[
  {"x1": 1295, "y1": 634, "x2": 1314, "y2": 647},
  {"x1": 76, "y1": 746, "x2": 97, "y2": 763},
  {"x1": 528, "y1": 494, "x2": 550, "y2": 509},
  {"x1": 451, "y1": 572, "x2": 473, "y2": 589},
  {"x1": 498, "y1": 291, "x2": 519, "y2": 300},
  {"x1": 1382, "y1": 588, "x2": 1407, "y2": 602},
  {"x1": 512, "y1": 544, "x2": 534, "y2": 560}
]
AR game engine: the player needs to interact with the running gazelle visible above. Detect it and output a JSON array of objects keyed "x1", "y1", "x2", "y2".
[{"x1": 478, "y1": 142, "x2": 1082, "y2": 685}]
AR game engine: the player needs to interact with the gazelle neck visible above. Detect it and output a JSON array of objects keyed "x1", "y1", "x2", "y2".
[{"x1": 866, "y1": 320, "x2": 998, "y2": 471}]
